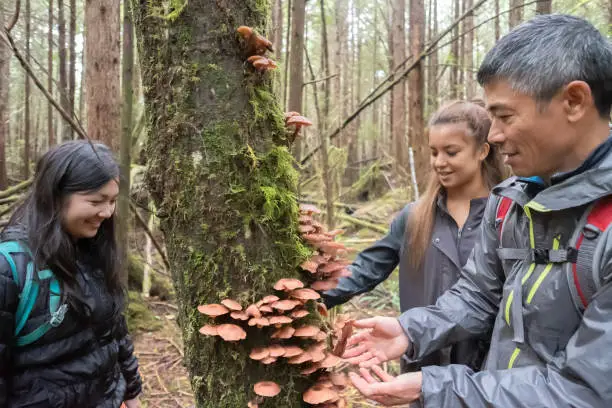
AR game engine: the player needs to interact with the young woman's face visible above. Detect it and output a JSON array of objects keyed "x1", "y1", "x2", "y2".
[
  {"x1": 62, "y1": 179, "x2": 119, "y2": 239},
  {"x1": 429, "y1": 123, "x2": 489, "y2": 190}
]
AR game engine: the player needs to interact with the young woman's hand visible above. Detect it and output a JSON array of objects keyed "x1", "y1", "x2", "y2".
[
  {"x1": 342, "y1": 317, "x2": 410, "y2": 367},
  {"x1": 349, "y1": 365, "x2": 422, "y2": 406},
  {"x1": 123, "y1": 399, "x2": 140, "y2": 408}
]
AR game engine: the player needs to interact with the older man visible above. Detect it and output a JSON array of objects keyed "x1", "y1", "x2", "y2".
[{"x1": 344, "y1": 14, "x2": 612, "y2": 407}]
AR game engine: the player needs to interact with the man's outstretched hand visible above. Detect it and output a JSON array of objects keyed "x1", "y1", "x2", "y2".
[
  {"x1": 341, "y1": 317, "x2": 410, "y2": 367},
  {"x1": 349, "y1": 365, "x2": 422, "y2": 406}
]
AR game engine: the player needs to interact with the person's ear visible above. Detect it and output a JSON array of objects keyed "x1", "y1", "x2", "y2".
[
  {"x1": 478, "y1": 142, "x2": 490, "y2": 162},
  {"x1": 562, "y1": 81, "x2": 591, "y2": 123}
]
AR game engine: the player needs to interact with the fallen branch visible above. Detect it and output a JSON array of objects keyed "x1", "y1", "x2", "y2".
[
  {"x1": 299, "y1": 198, "x2": 360, "y2": 212},
  {"x1": 5, "y1": 0, "x2": 21, "y2": 32},
  {"x1": 334, "y1": 212, "x2": 388, "y2": 235},
  {"x1": 129, "y1": 201, "x2": 170, "y2": 270},
  {"x1": 0, "y1": 178, "x2": 32, "y2": 199},
  {"x1": 300, "y1": 0, "x2": 488, "y2": 165}
]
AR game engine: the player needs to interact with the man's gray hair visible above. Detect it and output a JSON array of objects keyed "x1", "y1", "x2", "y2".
[{"x1": 477, "y1": 14, "x2": 612, "y2": 117}]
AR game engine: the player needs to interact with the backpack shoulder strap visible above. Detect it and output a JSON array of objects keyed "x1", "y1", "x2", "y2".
[
  {"x1": 496, "y1": 196, "x2": 514, "y2": 241},
  {"x1": 570, "y1": 196, "x2": 612, "y2": 311},
  {"x1": 0, "y1": 240, "x2": 66, "y2": 347}
]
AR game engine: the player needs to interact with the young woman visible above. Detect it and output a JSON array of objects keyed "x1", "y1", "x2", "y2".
[
  {"x1": 323, "y1": 100, "x2": 507, "y2": 372},
  {"x1": 0, "y1": 141, "x2": 141, "y2": 407}
]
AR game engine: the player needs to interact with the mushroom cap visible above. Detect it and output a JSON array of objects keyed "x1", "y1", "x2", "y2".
[
  {"x1": 254, "y1": 381, "x2": 281, "y2": 397},
  {"x1": 268, "y1": 344, "x2": 286, "y2": 357},
  {"x1": 252, "y1": 58, "x2": 271, "y2": 70},
  {"x1": 300, "y1": 364, "x2": 320, "y2": 375},
  {"x1": 319, "y1": 354, "x2": 342, "y2": 368},
  {"x1": 260, "y1": 356, "x2": 277, "y2": 365},
  {"x1": 303, "y1": 385, "x2": 338, "y2": 405},
  {"x1": 271, "y1": 299, "x2": 301, "y2": 311},
  {"x1": 286, "y1": 115, "x2": 313, "y2": 127},
  {"x1": 230, "y1": 311, "x2": 250, "y2": 320},
  {"x1": 284, "y1": 111, "x2": 301, "y2": 120},
  {"x1": 199, "y1": 325, "x2": 218, "y2": 336},
  {"x1": 298, "y1": 214, "x2": 313, "y2": 224},
  {"x1": 294, "y1": 325, "x2": 321, "y2": 337},
  {"x1": 299, "y1": 224, "x2": 315, "y2": 233},
  {"x1": 246, "y1": 304, "x2": 262, "y2": 318},
  {"x1": 309, "y1": 349, "x2": 327, "y2": 363},
  {"x1": 300, "y1": 260, "x2": 319, "y2": 274},
  {"x1": 248, "y1": 317, "x2": 270, "y2": 327},
  {"x1": 269, "y1": 315, "x2": 293, "y2": 326},
  {"x1": 290, "y1": 288, "x2": 321, "y2": 301},
  {"x1": 221, "y1": 299, "x2": 243, "y2": 311},
  {"x1": 249, "y1": 347, "x2": 270, "y2": 361},
  {"x1": 237, "y1": 25, "x2": 254, "y2": 38},
  {"x1": 247, "y1": 55, "x2": 265, "y2": 63},
  {"x1": 282, "y1": 346, "x2": 304, "y2": 357},
  {"x1": 319, "y1": 261, "x2": 348, "y2": 274},
  {"x1": 216, "y1": 324, "x2": 247, "y2": 341},
  {"x1": 197, "y1": 303, "x2": 230, "y2": 317},
  {"x1": 291, "y1": 309, "x2": 310, "y2": 319},
  {"x1": 288, "y1": 352, "x2": 313, "y2": 364},
  {"x1": 258, "y1": 305, "x2": 273, "y2": 313},
  {"x1": 302, "y1": 233, "x2": 331, "y2": 244},
  {"x1": 271, "y1": 326, "x2": 296, "y2": 339},
  {"x1": 274, "y1": 278, "x2": 304, "y2": 291},
  {"x1": 310, "y1": 279, "x2": 340, "y2": 291},
  {"x1": 330, "y1": 372, "x2": 348, "y2": 387},
  {"x1": 299, "y1": 203, "x2": 321, "y2": 214}
]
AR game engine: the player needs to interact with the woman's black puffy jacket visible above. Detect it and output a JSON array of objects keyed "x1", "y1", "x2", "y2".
[{"x1": 0, "y1": 245, "x2": 142, "y2": 408}]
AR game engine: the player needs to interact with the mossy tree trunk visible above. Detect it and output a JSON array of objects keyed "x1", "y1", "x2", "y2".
[{"x1": 132, "y1": 1, "x2": 311, "y2": 407}]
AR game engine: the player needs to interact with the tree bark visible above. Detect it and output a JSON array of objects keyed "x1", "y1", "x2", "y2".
[
  {"x1": 463, "y1": 0, "x2": 474, "y2": 98},
  {"x1": 119, "y1": 0, "x2": 134, "y2": 286},
  {"x1": 536, "y1": 0, "x2": 552, "y2": 14},
  {"x1": 288, "y1": 0, "x2": 305, "y2": 159},
  {"x1": 132, "y1": 1, "x2": 314, "y2": 406},
  {"x1": 68, "y1": 0, "x2": 77, "y2": 139},
  {"x1": 24, "y1": 0, "x2": 31, "y2": 179},
  {"x1": 0, "y1": 5, "x2": 10, "y2": 189},
  {"x1": 450, "y1": 0, "x2": 460, "y2": 99},
  {"x1": 427, "y1": 0, "x2": 438, "y2": 112},
  {"x1": 271, "y1": 0, "x2": 283, "y2": 58},
  {"x1": 85, "y1": 0, "x2": 121, "y2": 151},
  {"x1": 509, "y1": 0, "x2": 523, "y2": 28},
  {"x1": 409, "y1": 0, "x2": 426, "y2": 190},
  {"x1": 347, "y1": 0, "x2": 360, "y2": 184},
  {"x1": 319, "y1": 0, "x2": 334, "y2": 229},
  {"x1": 390, "y1": 0, "x2": 407, "y2": 175},
  {"x1": 48, "y1": 0, "x2": 55, "y2": 148},
  {"x1": 495, "y1": 0, "x2": 500, "y2": 40},
  {"x1": 58, "y1": 0, "x2": 69, "y2": 141}
]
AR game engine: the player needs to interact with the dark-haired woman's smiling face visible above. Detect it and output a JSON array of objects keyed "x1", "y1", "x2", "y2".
[{"x1": 62, "y1": 180, "x2": 119, "y2": 239}]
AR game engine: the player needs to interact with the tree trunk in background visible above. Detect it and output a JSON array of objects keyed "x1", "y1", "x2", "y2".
[
  {"x1": 536, "y1": 0, "x2": 552, "y2": 14},
  {"x1": 119, "y1": 0, "x2": 134, "y2": 285},
  {"x1": 427, "y1": 0, "x2": 438, "y2": 114},
  {"x1": 282, "y1": 0, "x2": 292, "y2": 109},
  {"x1": 68, "y1": 0, "x2": 77, "y2": 139},
  {"x1": 495, "y1": 0, "x2": 500, "y2": 40},
  {"x1": 334, "y1": 0, "x2": 348, "y2": 149},
  {"x1": 320, "y1": 0, "x2": 334, "y2": 228},
  {"x1": 509, "y1": 0, "x2": 523, "y2": 28},
  {"x1": 464, "y1": 0, "x2": 474, "y2": 98},
  {"x1": 288, "y1": 0, "x2": 305, "y2": 159},
  {"x1": 346, "y1": 0, "x2": 360, "y2": 184},
  {"x1": 132, "y1": 0, "x2": 315, "y2": 405},
  {"x1": 271, "y1": 0, "x2": 283, "y2": 57},
  {"x1": 409, "y1": 0, "x2": 426, "y2": 191},
  {"x1": 24, "y1": 0, "x2": 31, "y2": 179},
  {"x1": 390, "y1": 0, "x2": 406, "y2": 174},
  {"x1": 450, "y1": 0, "x2": 460, "y2": 98},
  {"x1": 58, "y1": 0, "x2": 69, "y2": 140},
  {"x1": 48, "y1": 0, "x2": 55, "y2": 148},
  {"x1": 85, "y1": 0, "x2": 121, "y2": 151},
  {"x1": 0, "y1": 5, "x2": 10, "y2": 189}
]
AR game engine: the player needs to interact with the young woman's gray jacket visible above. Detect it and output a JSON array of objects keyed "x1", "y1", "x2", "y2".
[{"x1": 323, "y1": 195, "x2": 491, "y2": 371}]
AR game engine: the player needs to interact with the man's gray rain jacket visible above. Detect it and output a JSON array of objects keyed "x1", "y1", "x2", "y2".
[{"x1": 400, "y1": 137, "x2": 612, "y2": 407}]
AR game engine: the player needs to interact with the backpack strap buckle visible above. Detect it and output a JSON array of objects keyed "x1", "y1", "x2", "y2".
[{"x1": 50, "y1": 304, "x2": 68, "y2": 327}]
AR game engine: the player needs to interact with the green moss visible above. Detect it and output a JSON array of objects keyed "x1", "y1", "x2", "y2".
[
  {"x1": 166, "y1": 0, "x2": 189, "y2": 21},
  {"x1": 126, "y1": 291, "x2": 163, "y2": 333}
]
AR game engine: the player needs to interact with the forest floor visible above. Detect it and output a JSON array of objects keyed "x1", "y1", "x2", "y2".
[{"x1": 132, "y1": 189, "x2": 409, "y2": 407}]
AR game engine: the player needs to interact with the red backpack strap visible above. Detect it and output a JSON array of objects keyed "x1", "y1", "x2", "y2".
[
  {"x1": 496, "y1": 196, "x2": 513, "y2": 241},
  {"x1": 571, "y1": 196, "x2": 612, "y2": 310}
]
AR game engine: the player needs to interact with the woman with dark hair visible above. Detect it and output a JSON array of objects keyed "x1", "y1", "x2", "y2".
[
  {"x1": 323, "y1": 99, "x2": 509, "y2": 373},
  {"x1": 0, "y1": 140, "x2": 141, "y2": 407}
]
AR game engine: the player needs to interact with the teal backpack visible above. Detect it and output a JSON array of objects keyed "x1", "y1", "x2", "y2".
[{"x1": 0, "y1": 241, "x2": 67, "y2": 347}]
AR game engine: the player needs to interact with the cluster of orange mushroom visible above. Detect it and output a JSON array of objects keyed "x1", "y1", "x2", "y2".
[
  {"x1": 197, "y1": 202, "x2": 355, "y2": 407},
  {"x1": 298, "y1": 204, "x2": 352, "y2": 292},
  {"x1": 237, "y1": 26, "x2": 277, "y2": 73}
]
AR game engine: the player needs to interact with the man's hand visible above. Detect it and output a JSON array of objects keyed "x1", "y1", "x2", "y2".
[
  {"x1": 123, "y1": 399, "x2": 140, "y2": 408},
  {"x1": 342, "y1": 317, "x2": 410, "y2": 367},
  {"x1": 349, "y1": 365, "x2": 422, "y2": 406}
]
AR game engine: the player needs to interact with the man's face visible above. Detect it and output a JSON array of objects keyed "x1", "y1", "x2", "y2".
[{"x1": 484, "y1": 80, "x2": 574, "y2": 178}]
